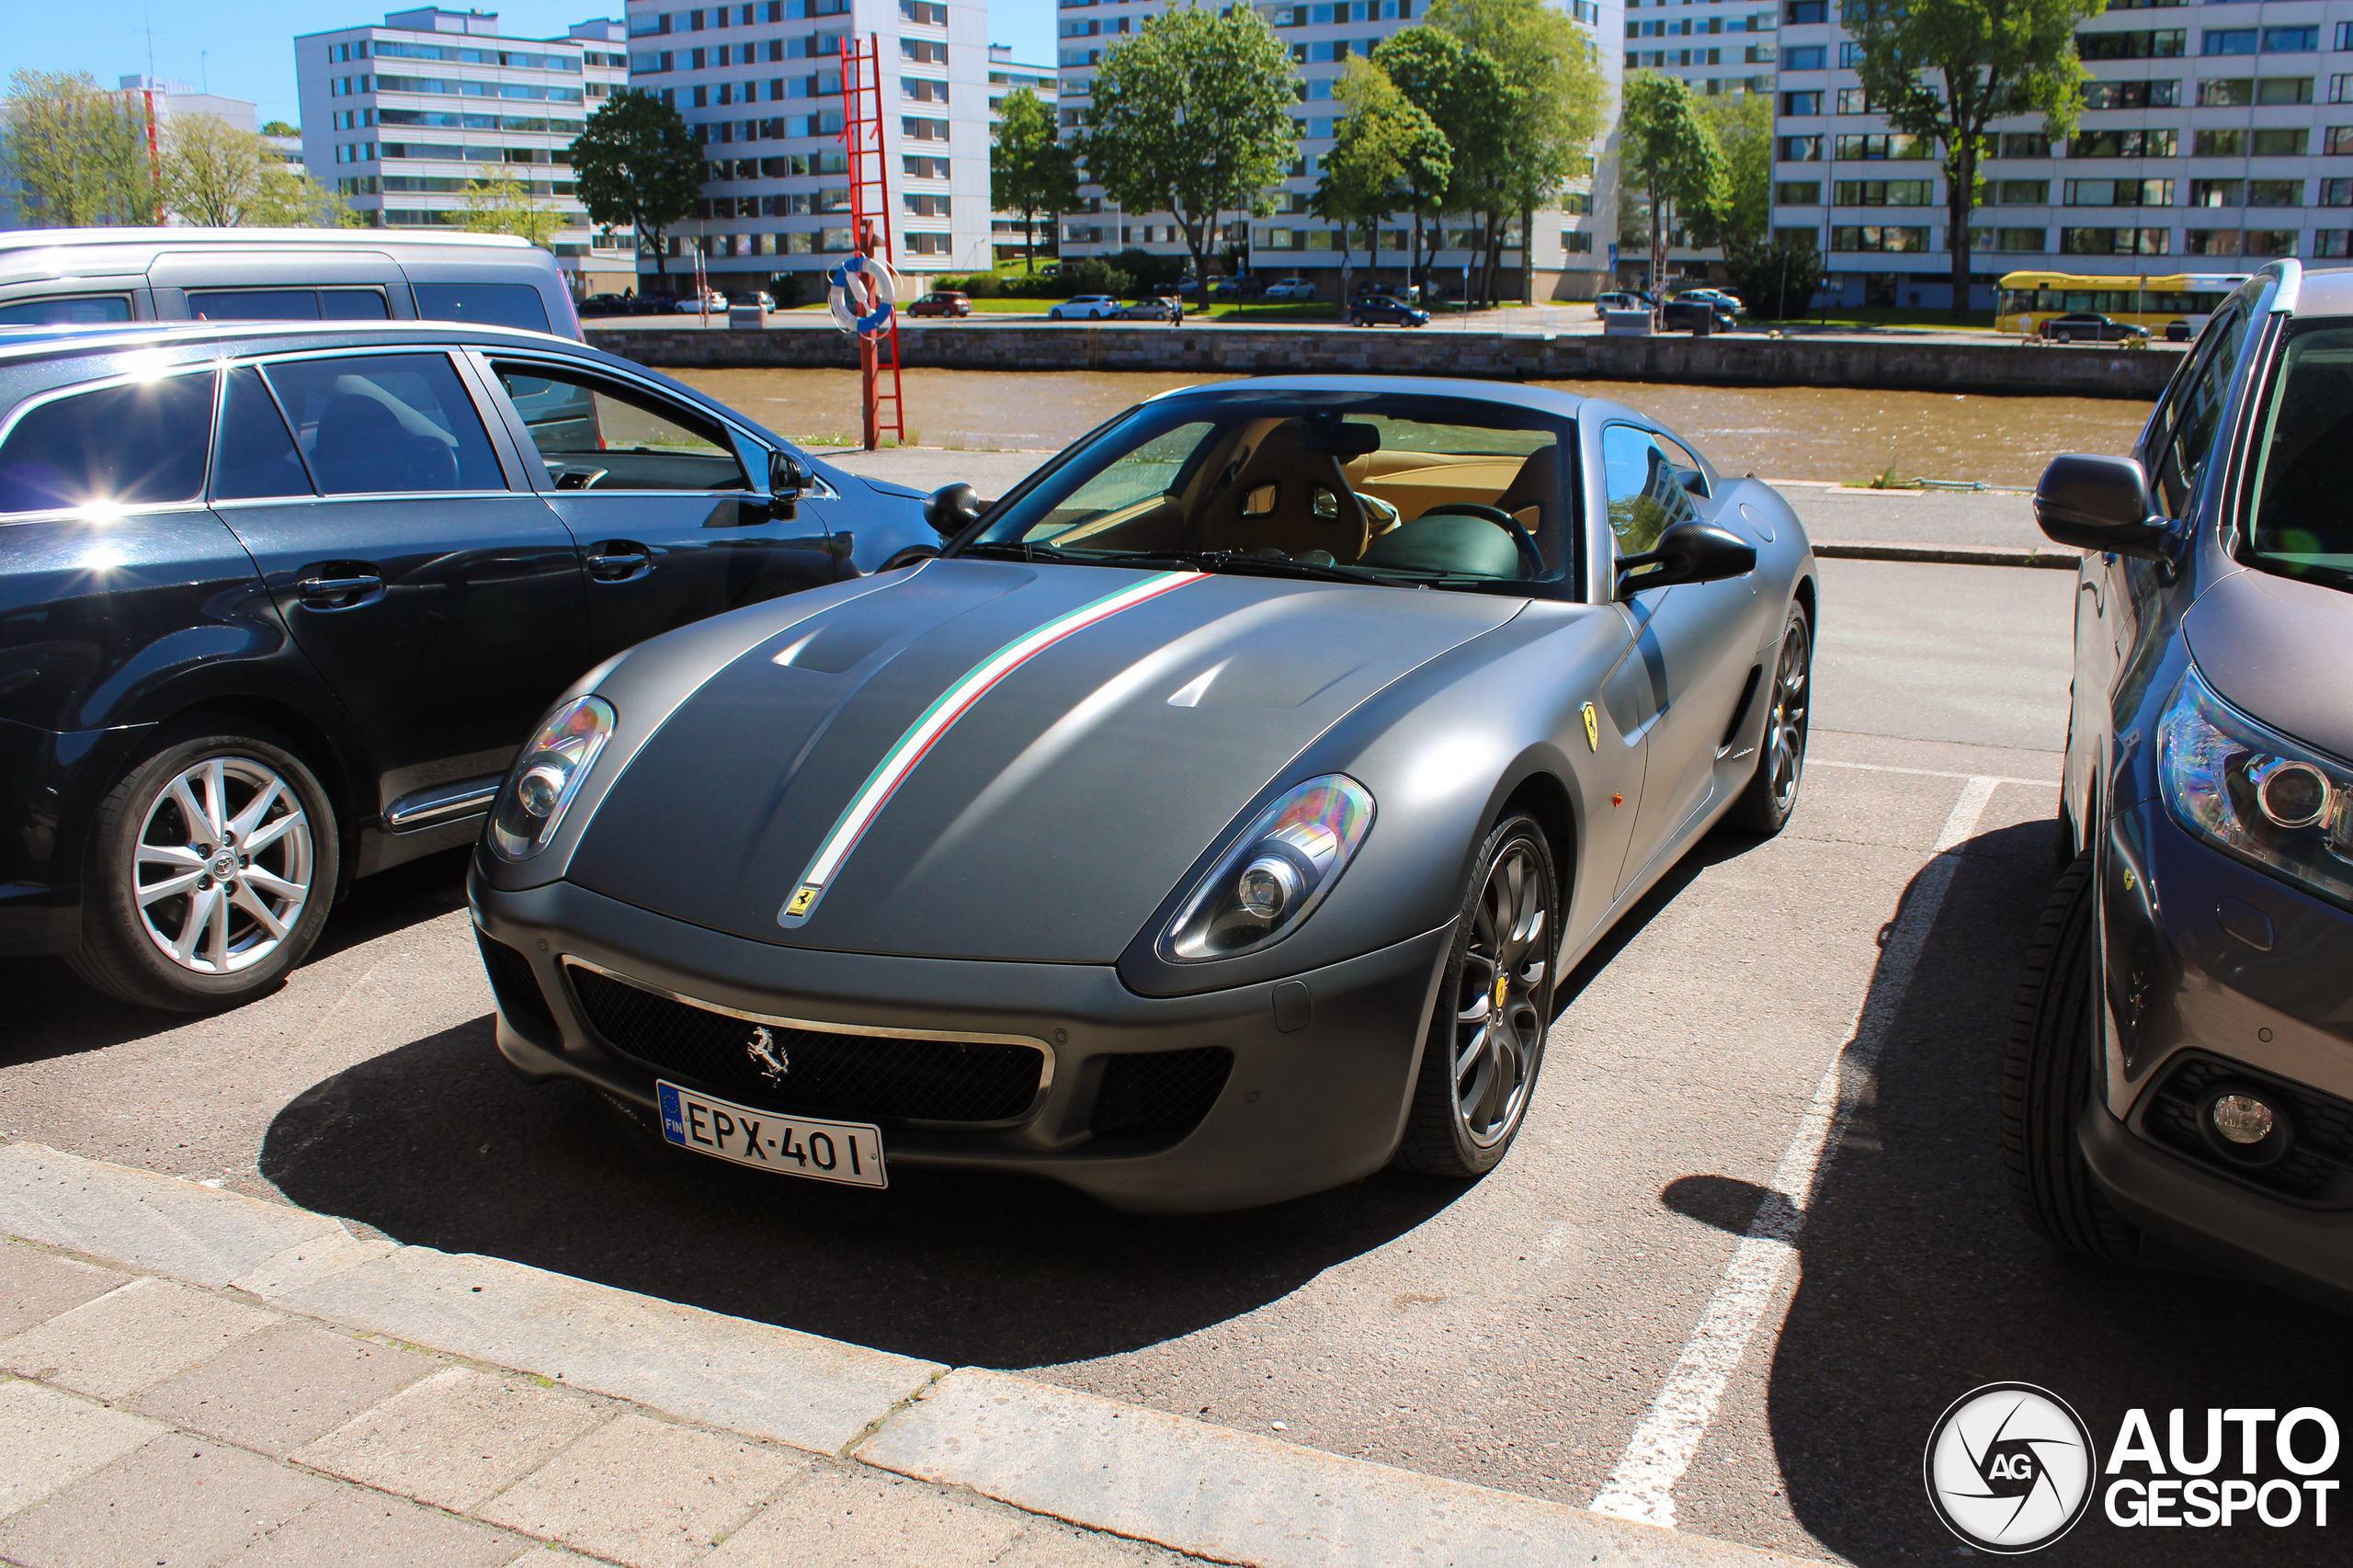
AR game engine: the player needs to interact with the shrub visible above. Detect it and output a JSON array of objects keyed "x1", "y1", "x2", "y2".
[
  {"x1": 960, "y1": 272, "x2": 1002, "y2": 298},
  {"x1": 767, "y1": 271, "x2": 805, "y2": 308},
  {"x1": 1111, "y1": 247, "x2": 1187, "y2": 290}
]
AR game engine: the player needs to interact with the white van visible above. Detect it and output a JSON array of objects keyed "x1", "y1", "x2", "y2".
[{"x1": 0, "y1": 229, "x2": 583, "y2": 339}]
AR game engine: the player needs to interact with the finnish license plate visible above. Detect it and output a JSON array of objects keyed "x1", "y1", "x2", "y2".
[{"x1": 655, "y1": 1081, "x2": 887, "y2": 1188}]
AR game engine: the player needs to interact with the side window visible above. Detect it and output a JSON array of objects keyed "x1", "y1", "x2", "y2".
[
  {"x1": 416, "y1": 283, "x2": 551, "y2": 335},
  {"x1": 491, "y1": 363, "x2": 749, "y2": 493},
  {"x1": 1601, "y1": 424, "x2": 1698, "y2": 558},
  {"x1": 212, "y1": 367, "x2": 315, "y2": 502},
  {"x1": 186, "y1": 289, "x2": 392, "y2": 322},
  {"x1": 0, "y1": 294, "x2": 132, "y2": 325},
  {"x1": 0, "y1": 370, "x2": 215, "y2": 515},
  {"x1": 260, "y1": 353, "x2": 507, "y2": 495},
  {"x1": 1654, "y1": 432, "x2": 1710, "y2": 499},
  {"x1": 2154, "y1": 309, "x2": 2249, "y2": 517}
]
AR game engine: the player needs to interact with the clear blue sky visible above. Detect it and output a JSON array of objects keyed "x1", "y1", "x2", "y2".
[{"x1": 18, "y1": 2, "x2": 1057, "y2": 127}]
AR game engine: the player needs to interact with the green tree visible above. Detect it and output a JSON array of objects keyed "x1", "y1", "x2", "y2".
[
  {"x1": 1431, "y1": 0, "x2": 1609, "y2": 303},
  {"x1": 1691, "y1": 90, "x2": 1773, "y2": 251},
  {"x1": 990, "y1": 87, "x2": 1080, "y2": 273},
  {"x1": 1081, "y1": 3, "x2": 1299, "y2": 291},
  {"x1": 1370, "y1": 28, "x2": 1511, "y2": 292},
  {"x1": 458, "y1": 165, "x2": 563, "y2": 249},
  {"x1": 3, "y1": 69, "x2": 154, "y2": 226},
  {"x1": 1314, "y1": 59, "x2": 1450, "y2": 281},
  {"x1": 259, "y1": 120, "x2": 300, "y2": 138},
  {"x1": 1618, "y1": 73, "x2": 1724, "y2": 320},
  {"x1": 570, "y1": 89, "x2": 701, "y2": 280},
  {"x1": 162, "y1": 114, "x2": 346, "y2": 228},
  {"x1": 1845, "y1": 0, "x2": 2103, "y2": 320},
  {"x1": 1722, "y1": 233, "x2": 1828, "y2": 322}
]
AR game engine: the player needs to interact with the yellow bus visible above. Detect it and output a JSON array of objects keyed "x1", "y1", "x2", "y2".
[{"x1": 1996, "y1": 270, "x2": 2254, "y2": 341}]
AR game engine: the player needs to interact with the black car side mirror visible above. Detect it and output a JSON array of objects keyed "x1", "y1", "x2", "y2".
[
  {"x1": 1616, "y1": 520, "x2": 1757, "y2": 599},
  {"x1": 925, "y1": 482, "x2": 984, "y2": 540},
  {"x1": 2033, "y1": 454, "x2": 2168, "y2": 561},
  {"x1": 769, "y1": 449, "x2": 808, "y2": 522}
]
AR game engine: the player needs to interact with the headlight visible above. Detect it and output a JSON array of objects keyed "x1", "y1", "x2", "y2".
[
  {"x1": 490, "y1": 696, "x2": 615, "y2": 860},
  {"x1": 2158, "y1": 666, "x2": 2353, "y2": 907},
  {"x1": 1159, "y1": 776, "x2": 1373, "y2": 961}
]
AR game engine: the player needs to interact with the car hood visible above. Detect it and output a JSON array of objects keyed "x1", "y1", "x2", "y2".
[
  {"x1": 567, "y1": 558, "x2": 1522, "y2": 961},
  {"x1": 2184, "y1": 563, "x2": 2353, "y2": 763}
]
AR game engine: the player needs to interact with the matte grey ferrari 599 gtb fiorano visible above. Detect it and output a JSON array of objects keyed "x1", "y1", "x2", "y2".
[{"x1": 469, "y1": 378, "x2": 1819, "y2": 1211}]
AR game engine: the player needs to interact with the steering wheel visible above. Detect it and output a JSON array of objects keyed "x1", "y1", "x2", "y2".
[{"x1": 1416, "y1": 503, "x2": 1545, "y2": 578}]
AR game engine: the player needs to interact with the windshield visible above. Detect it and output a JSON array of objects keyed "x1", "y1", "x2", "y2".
[
  {"x1": 2244, "y1": 318, "x2": 2353, "y2": 587},
  {"x1": 966, "y1": 390, "x2": 1576, "y2": 590}
]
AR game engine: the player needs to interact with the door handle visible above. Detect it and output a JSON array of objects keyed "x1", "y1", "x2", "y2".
[
  {"x1": 293, "y1": 574, "x2": 383, "y2": 608},
  {"x1": 585, "y1": 543, "x2": 653, "y2": 582}
]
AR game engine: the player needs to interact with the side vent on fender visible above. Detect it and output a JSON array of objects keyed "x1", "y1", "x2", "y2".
[{"x1": 1719, "y1": 664, "x2": 1765, "y2": 755}]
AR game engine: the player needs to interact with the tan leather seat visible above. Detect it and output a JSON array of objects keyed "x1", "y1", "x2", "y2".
[
  {"x1": 1492, "y1": 443, "x2": 1566, "y2": 572},
  {"x1": 1196, "y1": 418, "x2": 1370, "y2": 561}
]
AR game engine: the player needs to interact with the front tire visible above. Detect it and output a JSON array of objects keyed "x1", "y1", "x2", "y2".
[
  {"x1": 68, "y1": 723, "x2": 339, "y2": 1012},
  {"x1": 1395, "y1": 814, "x2": 1557, "y2": 1178},
  {"x1": 1725, "y1": 604, "x2": 1812, "y2": 835},
  {"x1": 2001, "y1": 855, "x2": 2142, "y2": 1263}
]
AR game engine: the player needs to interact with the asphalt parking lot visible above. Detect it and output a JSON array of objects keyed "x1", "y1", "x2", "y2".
[{"x1": 7, "y1": 557, "x2": 2350, "y2": 1565}]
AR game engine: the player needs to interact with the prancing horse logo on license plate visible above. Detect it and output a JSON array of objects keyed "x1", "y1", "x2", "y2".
[{"x1": 745, "y1": 1025, "x2": 790, "y2": 1082}]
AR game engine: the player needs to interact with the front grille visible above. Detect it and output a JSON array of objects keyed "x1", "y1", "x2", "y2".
[
  {"x1": 567, "y1": 963, "x2": 1044, "y2": 1125},
  {"x1": 2144, "y1": 1052, "x2": 2353, "y2": 1208},
  {"x1": 1091, "y1": 1048, "x2": 1233, "y2": 1139},
  {"x1": 476, "y1": 932, "x2": 555, "y2": 1034}
]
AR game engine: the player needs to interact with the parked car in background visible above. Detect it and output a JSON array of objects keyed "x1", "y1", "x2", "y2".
[
  {"x1": 1348, "y1": 294, "x2": 1428, "y2": 328},
  {"x1": 1595, "y1": 291, "x2": 1650, "y2": 315},
  {"x1": 578, "y1": 294, "x2": 633, "y2": 316},
  {"x1": 0, "y1": 229, "x2": 582, "y2": 338},
  {"x1": 2040, "y1": 312, "x2": 2148, "y2": 344},
  {"x1": 1118, "y1": 297, "x2": 1183, "y2": 322},
  {"x1": 1175, "y1": 276, "x2": 1201, "y2": 296},
  {"x1": 1659, "y1": 297, "x2": 1739, "y2": 332},
  {"x1": 1673, "y1": 289, "x2": 1744, "y2": 315},
  {"x1": 1354, "y1": 279, "x2": 1421, "y2": 304},
  {"x1": 1047, "y1": 295, "x2": 1121, "y2": 321},
  {"x1": 1211, "y1": 275, "x2": 1269, "y2": 300},
  {"x1": 908, "y1": 290, "x2": 973, "y2": 318},
  {"x1": 627, "y1": 295, "x2": 676, "y2": 316},
  {"x1": 674, "y1": 292, "x2": 729, "y2": 314},
  {"x1": 2010, "y1": 260, "x2": 2353, "y2": 1311},
  {"x1": 0, "y1": 318, "x2": 934, "y2": 1012},
  {"x1": 1263, "y1": 278, "x2": 1318, "y2": 301}
]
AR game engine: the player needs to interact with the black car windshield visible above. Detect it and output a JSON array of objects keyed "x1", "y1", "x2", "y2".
[
  {"x1": 2243, "y1": 317, "x2": 2353, "y2": 587},
  {"x1": 964, "y1": 390, "x2": 1575, "y2": 589}
]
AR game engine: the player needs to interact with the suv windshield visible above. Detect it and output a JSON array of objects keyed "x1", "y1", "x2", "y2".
[
  {"x1": 2244, "y1": 317, "x2": 2353, "y2": 586},
  {"x1": 965, "y1": 390, "x2": 1575, "y2": 590}
]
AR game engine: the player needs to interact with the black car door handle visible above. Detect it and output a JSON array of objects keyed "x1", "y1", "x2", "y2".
[
  {"x1": 294, "y1": 574, "x2": 384, "y2": 608},
  {"x1": 585, "y1": 543, "x2": 653, "y2": 582}
]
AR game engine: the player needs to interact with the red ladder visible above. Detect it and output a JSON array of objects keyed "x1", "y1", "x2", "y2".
[{"x1": 840, "y1": 34, "x2": 905, "y2": 450}]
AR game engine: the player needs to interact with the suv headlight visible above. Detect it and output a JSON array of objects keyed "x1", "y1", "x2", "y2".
[
  {"x1": 2159, "y1": 666, "x2": 2353, "y2": 908},
  {"x1": 490, "y1": 696, "x2": 615, "y2": 860},
  {"x1": 1159, "y1": 776, "x2": 1374, "y2": 961}
]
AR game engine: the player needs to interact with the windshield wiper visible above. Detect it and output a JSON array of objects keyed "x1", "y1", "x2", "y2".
[
  {"x1": 955, "y1": 540, "x2": 1151, "y2": 566},
  {"x1": 1152, "y1": 551, "x2": 1400, "y2": 586}
]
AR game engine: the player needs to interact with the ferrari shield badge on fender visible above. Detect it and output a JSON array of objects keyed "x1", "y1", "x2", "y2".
[{"x1": 1583, "y1": 702, "x2": 1598, "y2": 752}]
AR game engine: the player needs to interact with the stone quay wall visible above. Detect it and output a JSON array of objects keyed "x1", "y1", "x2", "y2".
[{"x1": 587, "y1": 323, "x2": 2178, "y2": 400}]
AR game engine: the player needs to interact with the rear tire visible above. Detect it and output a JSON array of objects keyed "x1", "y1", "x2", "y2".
[
  {"x1": 2001, "y1": 854, "x2": 2142, "y2": 1263},
  {"x1": 1725, "y1": 605, "x2": 1812, "y2": 835},
  {"x1": 1395, "y1": 814, "x2": 1556, "y2": 1178},
  {"x1": 68, "y1": 722, "x2": 339, "y2": 1012}
]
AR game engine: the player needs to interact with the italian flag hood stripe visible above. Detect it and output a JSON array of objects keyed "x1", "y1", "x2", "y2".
[{"x1": 779, "y1": 569, "x2": 1202, "y2": 929}]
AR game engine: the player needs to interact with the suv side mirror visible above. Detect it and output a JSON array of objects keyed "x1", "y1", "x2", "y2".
[
  {"x1": 1616, "y1": 520, "x2": 1756, "y2": 599},
  {"x1": 769, "y1": 450, "x2": 809, "y2": 521},
  {"x1": 2034, "y1": 453, "x2": 2167, "y2": 561},
  {"x1": 925, "y1": 482, "x2": 983, "y2": 540}
]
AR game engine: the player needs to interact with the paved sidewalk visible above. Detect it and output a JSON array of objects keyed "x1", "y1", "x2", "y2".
[{"x1": 1, "y1": 1143, "x2": 1814, "y2": 1568}]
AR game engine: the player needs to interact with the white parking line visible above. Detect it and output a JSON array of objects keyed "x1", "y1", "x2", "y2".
[
  {"x1": 1813, "y1": 758, "x2": 2056, "y2": 789},
  {"x1": 1587, "y1": 775, "x2": 2001, "y2": 1530}
]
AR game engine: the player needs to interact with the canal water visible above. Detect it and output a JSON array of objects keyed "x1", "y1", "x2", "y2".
[{"x1": 673, "y1": 367, "x2": 2153, "y2": 490}]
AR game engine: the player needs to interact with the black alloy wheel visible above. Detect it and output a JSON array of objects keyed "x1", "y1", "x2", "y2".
[
  {"x1": 1397, "y1": 813, "x2": 1557, "y2": 1177},
  {"x1": 2001, "y1": 853, "x2": 2142, "y2": 1263},
  {"x1": 1727, "y1": 604, "x2": 1812, "y2": 835}
]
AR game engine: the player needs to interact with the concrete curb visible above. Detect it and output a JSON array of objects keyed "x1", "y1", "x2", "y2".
[
  {"x1": 1811, "y1": 540, "x2": 2084, "y2": 570},
  {"x1": 1, "y1": 1143, "x2": 1820, "y2": 1566}
]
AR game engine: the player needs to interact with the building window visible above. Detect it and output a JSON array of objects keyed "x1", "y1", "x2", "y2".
[
  {"x1": 1777, "y1": 134, "x2": 1823, "y2": 161},
  {"x1": 2263, "y1": 27, "x2": 2319, "y2": 53},
  {"x1": 1833, "y1": 133, "x2": 1927, "y2": 160},
  {"x1": 2329, "y1": 180, "x2": 2353, "y2": 208},
  {"x1": 2255, "y1": 128, "x2": 2309, "y2": 155},
  {"x1": 2086, "y1": 78, "x2": 2181, "y2": 108},
  {"x1": 1835, "y1": 87, "x2": 1872, "y2": 114},
  {"x1": 2329, "y1": 126, "x2": 2353, "y2": 153},
  {"x1": 1562, "y1": 231, "x2": 1594, "y2": 254},
  {"x1": 1774, "y1": 181, "x2": 1822, "y2": 205},
  {"x1": 1835, "y1": 179, "x2": 1935, "y2": 206},
  {"x1": 1840, "y1": 41, "x2": 1867, "y2": 67},
  {"x1": 903, "y1": 232, "x2": 951, "y2": 256},
  {"x1": 1970, "y1": 228, "x2": 2049, "y2": 252},
  {"x1": 2317, "y1": 232, "x2": 2352, "y2": 256},
  {"x1": 1779, "y1": 90, "x2": 1822, "y2": 116},
  {"x1": 1993, "y1": 180, "x2": 2050, "y2": 205},
  {"x1": 1999, "y1": 132, "x2": 2052, "y2": 159},
  {"x1": 2070, "y1": 129, "x2": 2178, "y2": 157},
  {"x1": 1784, "y1": 1, "x2": 1825, "y2": 21},
  {"x1": 2189, "y1": 178, "x2": 2244, "y2": 206},
  {"x1": 2204, "y1": 29, "x2": 2257, "y2": 56},
  {"x1": 2063, "y1": 178, "x2": 2174, "y2": 206},
  {"x1": 2196, "y1": 129, "x2": 2247, "y2": 156},
  {"x1": 2185, "y1": 228, "x2": 2244, "y2": 254},
  {"x1": 2248, "y1": 179, "x2": 2303, "y2": 207},
  {"x1": 2079, "y1": 29, "x2": 2187, "y2": 61},
  {"x1": 2060, "y1": 227, "x2": 2170, "y2": 255},
  {"x1": 1830, "y1": 225, "x2": 1929, "y2": 252},
  {"x1": 1782, "y1": 45, "x2": 1824, "y2": 69}
]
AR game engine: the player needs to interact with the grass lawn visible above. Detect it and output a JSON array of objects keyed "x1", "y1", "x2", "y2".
[{"x1": 1754, "y1": 306, "x2": 2003, "y2": 333}]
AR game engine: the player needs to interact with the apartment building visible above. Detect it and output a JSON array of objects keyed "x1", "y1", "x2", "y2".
[
  {"x1": 1054, "y1": 0, "x2": 1622, "y2": 301},
  {"x1": 1770, "y1": 0, "x2": 2353, "y2": 311},
  {"x1": 622, "y1": 0, "x2": 992, "y2": 295},
  {"x1": 1617, "y1": 2, "x2": 1778, "y2": 288},
  {"x1": 295, "y1": 9, "x2": 636, "y2": 295},
  {"x1": 986, "y1": 44, "x2": 1062, "y2": 266}
]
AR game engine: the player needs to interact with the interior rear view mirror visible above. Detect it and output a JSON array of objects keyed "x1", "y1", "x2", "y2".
[
  {"x1": 1299, "y1": 415, "x2": 1381, "y2": 458},
  {"x1": 926, "y1": 482, "x2": 984, "y2": 540},
  {"x1": 1615, "y1": 520, "x2": 1757, "y2": 599},
  {"x1": 2034, "y1": 453, "x2": 2168, "y2": 561}
]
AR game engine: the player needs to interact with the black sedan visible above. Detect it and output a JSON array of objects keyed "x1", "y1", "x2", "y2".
[
  {"x1": 470, "y1": 377, "x2": 1819, "y2": 1211},
  {"x1": 2011, "y1": 258, "x2": 2353, "y2": 1309},
  {"x1": 2040, "y1": 311, "x2": 2149, "y2": 344},
  {"x1": 0, "y1": 320, "x2": 930, "y2": 1010},
  {"x1": 1348, "y1": 295, "x2": 1429, "y2": 328}
]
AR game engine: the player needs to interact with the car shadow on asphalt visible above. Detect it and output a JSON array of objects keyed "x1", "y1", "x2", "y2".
[
  {"x1": 1663, "y1": 819, "x2": 2353, "y2": 1563},
  {"x1": 258, "y1": 1008, "x2": 1468, "y2": 1369}
]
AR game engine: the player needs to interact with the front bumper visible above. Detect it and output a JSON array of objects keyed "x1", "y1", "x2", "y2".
[
  {"x1": 468, "y1": 861, "x2": 1453, "y2": 1213},
  {"x1": 2083, "y1": 797, "x2": 2353, "y2": 1309}
]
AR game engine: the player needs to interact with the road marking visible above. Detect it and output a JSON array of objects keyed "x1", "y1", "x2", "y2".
[
  {"x1": 1814, "y1": 758, "x2": 2055, "y2": 788},
  {"x1": 1588, "y1": 775, "x2": 1999, "y2": 1530}
]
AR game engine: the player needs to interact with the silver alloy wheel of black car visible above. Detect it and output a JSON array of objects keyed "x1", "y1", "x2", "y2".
[
  {"x1": 1728, "y1": 606, "x2": 1812, "y2": 834},
  {"x1": 1397, "y1": 813, "x2": 1557, "y2": 1177},
  {"x1": 132, "y1": 755, "x2": 314, "y2": 974}
]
